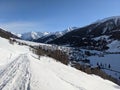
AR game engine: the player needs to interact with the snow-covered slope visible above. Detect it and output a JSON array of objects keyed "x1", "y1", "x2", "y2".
[
  {"x1": 18, "y1": 27, "x2": 77, "y2": 42},
  {"x1": 29, "y1": 55, "x2": 120, "y2": 90},
  {"x1": 0, "y1": 37, "x2": 120, "y2": 90},
  {"x1": 54, "y1": 27, "x2": 78, "y2": 36},
  {"x1": 96, "y1": 16, "x2": 120, "y2": 25},
  {"x1": 107, "y1": 40, "x2": 120, "y2": 52},
  {"x1": 34, "y1": 27, "x2": 78, "y2": 43},
  {"x1": 48, "y1": 16, "x2": 120, "y2": 47},
  {"x1": 88, "y1": 53, "x2": 120, "y2": 80},
  {"x1": 20, "y1": 31, "x2": 50, "y2": 40}
]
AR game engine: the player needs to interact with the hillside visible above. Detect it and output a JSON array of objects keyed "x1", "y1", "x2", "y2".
[
  {"x1": 0, "y1": 36, "x2": 119, "y2": 90},
  {"x1": 48, "y1": 16, "x2": 120, "y2": 50},
  {"x1": 0, "y1": 28, "x2": 19, "y2": 39},
  {"x1": 13, "y1": 38, "x2": 120, "y2": 85}
]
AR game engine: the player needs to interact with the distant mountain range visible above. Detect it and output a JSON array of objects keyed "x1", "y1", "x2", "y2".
[
  {"x1": 34, "y1": 27, "x2": 77, "y2": 43},
  {"x1": 1, "y1": 16, "x2": 120, "y2": 51},
  {"x1": 17, "y1": 27, "x2": 77, "y2": 42},
  {"x1": 18, "y1": 16, "x2": 120, "y2": 47},
  {"x1": 44, "y1": 16, "x2": 120, "y2": 50},
  {"x1": 19, "y1": 31, "x2": 50, "y2": 41}
]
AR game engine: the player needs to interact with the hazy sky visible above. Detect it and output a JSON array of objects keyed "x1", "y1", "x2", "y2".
[{"x1": 0, "y1": 0, "x2": 120, "y2": 33}]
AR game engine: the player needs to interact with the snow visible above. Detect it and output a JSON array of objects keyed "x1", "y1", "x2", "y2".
[
  {"x1": 93, "y1": 35, "x2": 110, "y2": 41},
  {"x1": 0, "y1": 37, "x2": 29, "y2": 66},
  {"x1": 12, "y1": 33, "x2": 22, "y2": 38},
  {"x1": 0, "y1": 54, "x2": 30, "y2": 90},
  {"x1": 107, "y1": 40, "x2": 120, "y2": 52},
  {"x1": 19, "y1": 27, "x2": 77, "y2": 41},
  {"x1": 29, "y1": 55, "x2": 120, "y2": 90},
  {"x1": 21, "y1": 31, "x2": 50, "y2": 40},
  {"x1": 37, "y1": 27, "x2": 77, "y2": 43},
  {"x1": 15, "y1": 38, "x2": 70, "y2": 53},
  {"x1": 88, "y1": 54, "x2": 120, "y2": 79},
  {"x1": 0, "y1": 37, "x2": 120, "y2": 90},
  {"x1": 96, "y1": 16, "x2": 120, "y2": 24},
  {"x1": 102, "y1": 27, "x2": 108, "y2": 34},
  {"x1": 15, "y1": 38, "x2": 48, "y2": 46}
]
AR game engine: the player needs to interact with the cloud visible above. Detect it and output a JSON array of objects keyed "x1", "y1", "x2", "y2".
[
  {"x1": 0, "y1": 20, "x2": 67, "y2": 34},
  {"x1": 0, "y1": 21, "x2": 44, "y2": 33}
]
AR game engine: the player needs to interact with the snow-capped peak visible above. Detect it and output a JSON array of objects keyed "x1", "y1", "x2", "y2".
[
  {"x1": 20, "y1": 27, "x2": 78, "y2": 41},
  {"x1": 21, "y1": 32, "x2": 39, "y2": 40},
  {"x1": 67, "y1": 27, "x2": 78, "y2": 31},
  {"x1": 43, "y1": 32, "x2": 50, "y2": 35},
  {"x1": 20, "y1": 31, "x2": 50, "y2": 40},
  {"x1": 54, "y1": 27, "x2": 78, "y2": 36},
  {"x1": 95, "y1": 16, "x2": 120, "y2": 25},
  {"x1": 63, "y1": 27, "x2": 78, "y2": 34}
]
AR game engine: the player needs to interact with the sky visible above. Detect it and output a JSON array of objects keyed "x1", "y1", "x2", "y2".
[{"x1": 0, "y1": 0, "x2": 120, "y2": 33}]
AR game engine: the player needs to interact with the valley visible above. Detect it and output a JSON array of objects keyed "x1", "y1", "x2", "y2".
[{"x1": 0, "y1": 16, "x2": 120, "y2": 90}]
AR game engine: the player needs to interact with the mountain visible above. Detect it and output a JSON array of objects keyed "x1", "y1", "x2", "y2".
[
  {"x1": 47, "y1": 16, "x2": 120, "y2": 50},
  {"x1": 19, "y1": 27, "x2": 77, "y2": 43},
  {"x1": 0, "y1": 28, "x2": 19, "y2": 39},
  {"x1": 0, "y1": 24, "x2": 120, "y2": 89},
  {"x1": 20, "y1": 31, "x2": 50, "y2": 41},
  {"x1": 34, "y1": 27, "x2": 77, "y2": 43}
]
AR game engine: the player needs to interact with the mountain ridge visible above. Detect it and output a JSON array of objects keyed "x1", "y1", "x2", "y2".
[
  {"x1": 46, "y1": 16, "x2": 120, "y2": 50},
  {"x1": 17, "y1": 27, "x2": 77, "y2": 42},
  {"x1": 0, "y1": 28, "x2": 19, "y2": 39}
]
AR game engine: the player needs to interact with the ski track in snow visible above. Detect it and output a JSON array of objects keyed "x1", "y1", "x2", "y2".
[{"x1": 0, "y1": 54, "x2": 31, "y2": 90}]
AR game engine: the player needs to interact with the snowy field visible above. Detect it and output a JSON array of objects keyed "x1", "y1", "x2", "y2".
[
  {"x1": 88, "y1": 54, "x2": 120, "y2": 80},
  {"x1": 0, "y1": 37, "x2": 120, "y2": 90}
]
